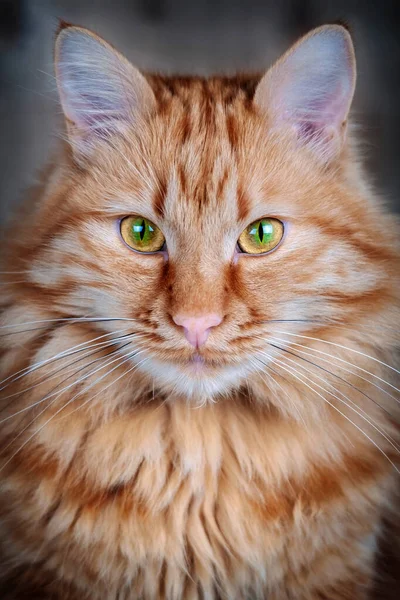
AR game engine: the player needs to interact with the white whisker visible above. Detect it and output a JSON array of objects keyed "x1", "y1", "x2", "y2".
[
  {"x1": 267, "y1": 336, "x2": 399, "y2": 404},
  {"x1": 0, "y1": 340, "x2": 137, "y2": 424},
  {"x1": 1, "y1": 346, "x2": 138, "y2": 454},
  {"x1": 58, "y1": 355, "x2": 150, "y2": 422},
  {"x1": 262, "y1": 349, "x2": 400, "y2": 454},
  {"x1": 256, "y1": 351, "x2": 400, "y2": 474},
  {"x1": 272, "y1": 330, "x2": 400, "y2": 375},
  {"x1": 249, "y1": 356, "x2": 306, "y2": 424},
  {"x1": 0, "y1": 348, "x2": 145, "y2": 472},
  {"x1": 0, "y1": 327, "x2": 136, "y2": 391},
  {"x1": 0, "y1": 332, "x2": 142, "y2": 402},
  {"x1": 0, "y1": 316, "x2": 137, "y2": 331},
  {"x1": 264, "y1": 334, "x2": 400, "y2": 394}
]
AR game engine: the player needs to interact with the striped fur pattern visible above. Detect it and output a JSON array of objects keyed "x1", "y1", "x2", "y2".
[{"x1": 0, "y1": 23, "x2": 399, "y2": 599}]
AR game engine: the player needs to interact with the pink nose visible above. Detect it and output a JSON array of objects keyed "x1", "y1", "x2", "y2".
[{"x1": 173, "y1": 313, "x2": 223, "y2": 348}]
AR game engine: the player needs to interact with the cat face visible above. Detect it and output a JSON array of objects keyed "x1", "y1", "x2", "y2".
[{"x1": 14, "y1": 24, "x2": 397, "y2": 401}]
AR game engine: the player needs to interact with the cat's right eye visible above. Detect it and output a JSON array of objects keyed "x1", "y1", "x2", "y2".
[
  {"x1": 238, "y1": 218, "x2": 284, "y2": 254},
  {"x1": 120, "y1": 216, "x2": 165, "y2": 253}
]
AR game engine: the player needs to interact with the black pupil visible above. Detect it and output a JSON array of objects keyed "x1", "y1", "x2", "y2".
[
  {"x1": 258, "y1": 221, "x2": 264, "y2": 243},
  {"x1": 139, "y1": 220, "x2": 145, "y2": 241}
]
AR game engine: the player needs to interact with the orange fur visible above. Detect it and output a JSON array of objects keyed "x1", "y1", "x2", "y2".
[{"x1": 0, "y1": 24, "x2": 399, "y2": 599}]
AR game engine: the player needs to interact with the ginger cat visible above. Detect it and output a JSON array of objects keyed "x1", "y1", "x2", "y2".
[{"x1": 0, "y1": 22, "x2": 399, "y2": 599}]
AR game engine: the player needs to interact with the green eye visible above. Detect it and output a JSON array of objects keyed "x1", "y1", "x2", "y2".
[
  {"x1": 238, "y1": 218, "x2": 284, "y2": 254},
  {"x1": 120, "y1": 216, "x2": 165, "y2": 253}
]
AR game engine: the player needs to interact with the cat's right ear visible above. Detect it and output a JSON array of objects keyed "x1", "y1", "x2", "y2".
[
  {"x1": 254, "y1": 25, "x2": 356, "y2": 164},
  {"x1": 54, "y1": 23, "x2": 156, "y2": 162}
]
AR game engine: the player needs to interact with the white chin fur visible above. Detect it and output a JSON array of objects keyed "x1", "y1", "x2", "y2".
[{"x1": 137, "y1": 355, "x2": 252, "y2": 401}]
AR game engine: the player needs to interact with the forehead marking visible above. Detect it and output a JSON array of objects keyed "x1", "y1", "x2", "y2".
[
  {"x1": 237, "y1": 183, "x2": 251, "y2": 222},
  {"x1": 152, "y1": 178, "x2": 167, "y2": 218}
]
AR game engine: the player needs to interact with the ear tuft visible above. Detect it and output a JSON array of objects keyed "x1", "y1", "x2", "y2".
[
  {"x1": 254, "y1": 25, "x2": 356, "y2": 162},
  {"x1": 329, "y1": 18, "x2": 353, "y2": 34},
  {"x1": 56, "y1": 19, "x2": 74, "y2": 36},
  {"x1": 55, "y1": 26, "x2": 155, "y2": 161}
]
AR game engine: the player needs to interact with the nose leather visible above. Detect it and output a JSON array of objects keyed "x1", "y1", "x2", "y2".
[{"x1": 173, "y1": 314, "x2": 223, "y2": 348}]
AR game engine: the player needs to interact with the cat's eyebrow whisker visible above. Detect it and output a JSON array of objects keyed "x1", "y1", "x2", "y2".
[
  {"x1": 137, "y1": 150, "x2": 165, "y2": 199},
  {"x1": 263, "y1": 334, "x2": 400, "y2": 394},
  {"x1": 271, "y1": 331, "x2": 400, "y2": 376},
  {"x1": 255, "y1": 353, "x2": 400, "y2": 474},
  {"x1": 0, "y1": 347, "x2": 144, "y2": 472},
  {"x1": 107, "y1": 141, "x2": 158, "y2": 197},
  {"x1": 266, "y1": 338, "x2": 399, "y2": 412},
  {"x1": 259, "y1": 348, "x2": 400, "y2": 455}
]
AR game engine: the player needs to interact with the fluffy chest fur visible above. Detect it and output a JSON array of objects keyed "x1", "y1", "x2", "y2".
[{"x1": 0, "y1": 384, "x2": 391, "y2": 600}]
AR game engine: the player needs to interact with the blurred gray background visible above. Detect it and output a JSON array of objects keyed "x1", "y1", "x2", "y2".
[{"x1": 1, "y1": 0, "x2": 400, "y2": 223}]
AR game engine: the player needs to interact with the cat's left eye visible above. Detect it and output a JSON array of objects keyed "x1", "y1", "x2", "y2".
[
  {"x1": 120, "y1": 216, "x2": 165, "y2": 253},
  {"x1": 238, "y1": 218, "x2": 284, "y2": 254}
]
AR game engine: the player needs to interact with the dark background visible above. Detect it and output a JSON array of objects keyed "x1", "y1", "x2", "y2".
[{"x1": 1, "y1": 0, "x2": 400, "y2": 222}]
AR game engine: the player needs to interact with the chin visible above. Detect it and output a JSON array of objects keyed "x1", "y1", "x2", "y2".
[{"x1": 138, "y1": 354, "x2": 253, "y2": 401}]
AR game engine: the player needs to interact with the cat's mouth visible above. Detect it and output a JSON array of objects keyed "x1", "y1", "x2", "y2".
[
  {"x1": 184, "y1": 352, "x2": 219, "y2": 374},
  {"x1": 137, "y1": 348, "x2": 249, "y2": 398},
  {"x1": 160, "y1": 349, "x2": 232, "y2": 376}
]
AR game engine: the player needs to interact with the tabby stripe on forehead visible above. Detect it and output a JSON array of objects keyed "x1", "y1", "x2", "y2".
[
  {"x1": 152, "y1": 179, "x2": 167, "y2": 218},
  {"x1": 237, "y1": 183, "x2": 250, "y2": 221},
  {"x1": 226, "y1": 112, "x2": 239, "y2": 149},
  {"x1": 217, "y1": 169, "x2": 228, "y2": 201}
]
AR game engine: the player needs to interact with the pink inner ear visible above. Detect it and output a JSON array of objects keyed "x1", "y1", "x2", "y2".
[
  {"x1": 299, "y1": 77, "x2": 350, "y2": 129},
  {"x1": 295, "y1": 82, "x2": 345, "y2": 143},
  {"x1": 56, "y1": 27, "x2": 156, "y2": 151},
  {"x1": 255, "y1": 26, "x2": 356, "y2": 158},
  {"x1": 68, "y1": 91, "x2": 127, "y2": 132},
  {"x1": 57, "y1": 45, "x2": 129, "y2": 135}
]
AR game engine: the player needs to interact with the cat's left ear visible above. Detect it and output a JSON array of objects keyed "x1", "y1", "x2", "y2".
[
  {"x1": 254, "y1": 25, "x2": 356, "y2": 163},
  {"x1": 54, "y1": 23, "x2": 156, "y2": 162}
]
